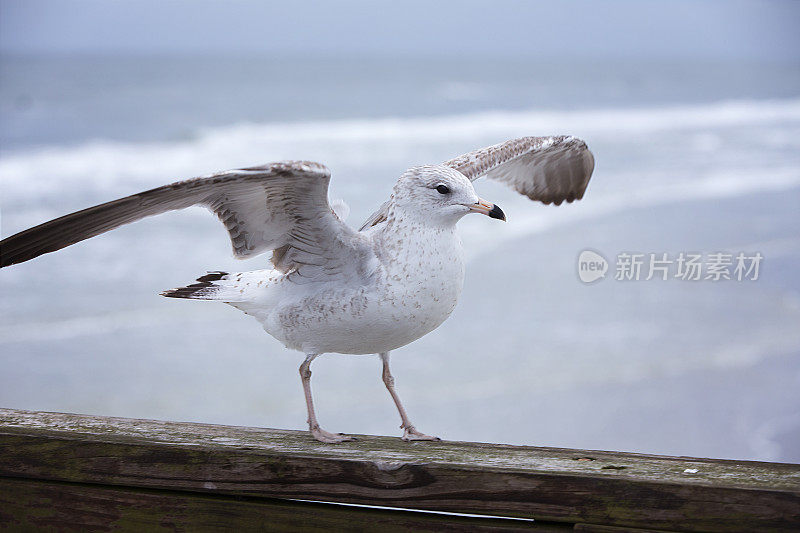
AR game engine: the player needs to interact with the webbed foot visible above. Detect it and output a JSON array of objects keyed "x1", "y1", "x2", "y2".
[
  {"x1": 310, "y1": 425, "x2": 356, "y2": 444},
  {"x1": 401, "y1": 426, "x2": 440, "y2": 441}
]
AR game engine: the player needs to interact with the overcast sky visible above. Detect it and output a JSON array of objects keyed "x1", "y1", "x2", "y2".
[{"x1": 1, "y1": 0, "x2": 799, "y2": 61}]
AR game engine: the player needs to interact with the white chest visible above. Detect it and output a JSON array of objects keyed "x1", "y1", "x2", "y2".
[
  {"x1": 375, "y1": 224, "x2": 465, "y2": 336},
  {"x1": 258, "y1": 222, "x2": 467, "y2": 355}
]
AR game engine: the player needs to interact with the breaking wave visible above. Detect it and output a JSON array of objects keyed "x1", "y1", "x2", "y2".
[{"x1": 1, "y1": 97, "x2": 799, "y2": 200}]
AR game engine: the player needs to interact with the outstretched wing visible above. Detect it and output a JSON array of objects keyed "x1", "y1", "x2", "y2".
[
  {"x1": 444, "y1": 136, "x2": 594, "y2": 205},
  {"x1": 0, "y1": 161, "x2": 374, "y2": 281},
  {"x1": 359, "y1": 136, "x2": 595, "y2": 230}
]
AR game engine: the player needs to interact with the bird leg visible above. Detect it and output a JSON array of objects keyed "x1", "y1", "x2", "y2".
[
  {"x1": 379, "y1": 352, "x2": 439, "y2": 441},
  {"x1": 299, "y1": 354, "x2": 354, "y2": 443}
]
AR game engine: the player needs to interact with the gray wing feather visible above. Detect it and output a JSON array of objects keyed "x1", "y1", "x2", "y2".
[
  {"x1": 445, "y1": 135, "x2": 594, "y2": 205},
  {"x1": 0, "y1": 161, "x2": 369, "y2": 280},
  {"x1": 359, "y1": 135, "x2": 595, "y2": 230}
]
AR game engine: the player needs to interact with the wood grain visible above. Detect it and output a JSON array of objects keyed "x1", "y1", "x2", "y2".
[
  {"x1": 1, "y1": 408, "x2": 798, "y2": 532},
  {"x1": 0, "y1": 478, "x2": 566, "y2": 532}
]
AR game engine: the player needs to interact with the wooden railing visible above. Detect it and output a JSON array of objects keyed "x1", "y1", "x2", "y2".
[{"x1": 0, "y1": 408, "x2": 798, "y2": 531}]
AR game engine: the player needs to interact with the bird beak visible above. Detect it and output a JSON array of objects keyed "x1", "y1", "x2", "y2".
[{"x1": 468, "y1": 198, "x2": 506, "y2": 221}]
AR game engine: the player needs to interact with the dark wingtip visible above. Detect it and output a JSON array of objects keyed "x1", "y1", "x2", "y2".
[
  {"x1": 489, "y1": 204, "x2": 506, "y2": 221},
  {"x1": 161, "y1": 271, "x2": 228, "y2": 299},
  {"x1": 196, "y1": 271, "x2": 228, "y2": 283}
]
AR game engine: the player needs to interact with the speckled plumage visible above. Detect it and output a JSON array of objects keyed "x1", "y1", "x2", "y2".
[
  {"x1": 219, "y1": 166, "x2": 470, "y2": 358},
  {"x1": 0, "y1": 136, "x2": 595, "y2": 443}
]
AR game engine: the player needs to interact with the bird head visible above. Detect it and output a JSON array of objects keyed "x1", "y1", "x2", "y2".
[{"x1": 391, "y1": 165, "x2": 505, "y2": 227}]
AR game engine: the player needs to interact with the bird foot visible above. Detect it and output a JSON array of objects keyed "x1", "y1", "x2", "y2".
[
  {"x1": 401, "y1": 426, "x2": 440, "y2": 441},
  {"x1": 310, "y1": 425, "x2": 356, "y2": 444}
]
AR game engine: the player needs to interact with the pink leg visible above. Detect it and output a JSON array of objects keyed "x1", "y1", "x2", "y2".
[
  {"x1": 380, "y1": 352, "x2": 439, "y2": 441},
  {"x1": 300, "y1": 354, "x2": 354, "y2": 443}
]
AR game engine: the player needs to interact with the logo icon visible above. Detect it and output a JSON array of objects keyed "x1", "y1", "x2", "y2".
[{"x1": 578, "y1": 250, "x2": 608, "y2": 283}]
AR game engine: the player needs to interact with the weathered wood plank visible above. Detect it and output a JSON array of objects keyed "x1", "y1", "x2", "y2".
[
  {"x1": 0, "y1": 478, "x2": 565, "y2": 532},
  {"x1": 0, "y1": 408, "x2": 798, "y2": 532},
  {"x1": 573, "y1": 525, "x2": 676, "y2": 533}
]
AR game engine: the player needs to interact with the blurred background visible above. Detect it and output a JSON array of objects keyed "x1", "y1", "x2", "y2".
[{"x1": 1, "y1": 0, "x2": 799, "y2": 462}]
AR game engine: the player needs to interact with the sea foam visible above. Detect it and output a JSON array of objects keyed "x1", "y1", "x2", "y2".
[
  {"x1": 2, "y1": 97, "x2": 799, "y2": 198},
  {"x1": 1, "y1": 97, "x2": 798, "y2": 256}
]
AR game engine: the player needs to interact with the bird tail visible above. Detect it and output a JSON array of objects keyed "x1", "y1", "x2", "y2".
[{"x1": 161, "y1": 271, "x2": 241, "y2": 301}]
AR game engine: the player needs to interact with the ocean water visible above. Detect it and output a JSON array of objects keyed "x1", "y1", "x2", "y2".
[{"x1": 1, "y1": 55, "x2": 799, "y2": 462}]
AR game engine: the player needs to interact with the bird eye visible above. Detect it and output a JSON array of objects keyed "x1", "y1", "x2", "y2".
[{"x1": 436, "y1": 184, "x2": 451, "y2": 194}]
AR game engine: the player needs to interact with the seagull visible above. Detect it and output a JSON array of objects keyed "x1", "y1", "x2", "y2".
[{"x1": 0, "y1": 136, "x2": 594, "y2": 443}]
